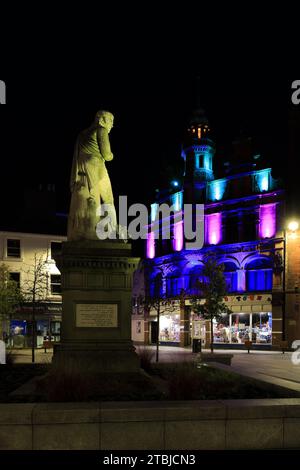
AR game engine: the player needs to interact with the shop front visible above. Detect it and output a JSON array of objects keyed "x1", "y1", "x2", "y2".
[
  {"x1": 147, "y1": 310, "x2": 181, "y2": 345},
  {"x1": 8, "y1": 318, "x2": 62, "y2": 348},
  {"x1": 145, "y1": 301, "x2": 182, "y2": 346},
  {"x1": 189, "y1": 294, "x2": 273, "y2": 349},
  {"x1": 5, "y1": 302, "x2": 62, "y2": 348},
  {"x1": 213, "y1": 312, "x2": 272, "y2": 345},
  {"x1": 159, "y1": 313, "x2": 180, "y2": 344}
]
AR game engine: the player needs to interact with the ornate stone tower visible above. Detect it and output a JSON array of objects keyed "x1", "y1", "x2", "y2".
[{"x1": 182, "y1": 108, "x2": 216, "y2": 203}]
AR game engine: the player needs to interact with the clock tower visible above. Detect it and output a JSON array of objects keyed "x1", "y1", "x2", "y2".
[{"x1": 182, "y1": 108, "x2": 216, "y2": 203}]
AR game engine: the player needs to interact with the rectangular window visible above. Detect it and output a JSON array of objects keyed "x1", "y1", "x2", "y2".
[
  {"x1": 252, "y1": 313, "x2": 272, "y2": 344},
  {"x1": 247, "y1": 269, "x2": 273, "y2": 291},
  {"x1": 265, "y1": 270, "x2": 273, "y2": 290},
  {"x1": 7, "y1": 239, "x2": 21, "y2": 258},
  {"x1": 51, "y1": 242, "x2": 62, "y2": 260},
  {"x1": 50, "y1": 321, "x2": 61, "y2": 335},
  {"x1": 9, "y1": 272, "x2": 20, "y2": 289},
  {"x1": 224, "y1": 272, "x2": 237, "y2": 292},
  {"x1": 213, "y1": 315, "x2": 230, "y2": 343},
  {"x1": 247, "y1": 271, "x2": 256, "y2": 291},
  {"x1": 231, "y1": 313, "x2": 250, "y2": 344},
  {"x1": 50, "y1": 274, "x2": 61, "y2": 295}
]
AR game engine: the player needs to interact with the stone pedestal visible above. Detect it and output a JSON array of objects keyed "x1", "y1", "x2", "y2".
[{"x1": 53, "y1": 240, "x2": 140, "y2": 373}]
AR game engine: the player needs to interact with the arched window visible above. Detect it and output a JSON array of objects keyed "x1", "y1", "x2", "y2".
[
  {"x1": 222, "y1": 261, "x2": 238, "y2": 292},
  {"x1": 150, "y1": 273, "x2": 163, "y2": 298},
  {"x1": 188, "y1": 265, "x2": 205, "y2": 296},
  {"x1": 166, "y1": 269, "x2": 185, "y2": 297},
  {"x1": 246, "y1": 257, "x2": 273, "y2": 291}
]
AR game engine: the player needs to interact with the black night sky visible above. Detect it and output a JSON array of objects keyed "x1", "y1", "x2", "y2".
[{"x1": 1, "y1": 53, "x2": 299, "y2": 234}]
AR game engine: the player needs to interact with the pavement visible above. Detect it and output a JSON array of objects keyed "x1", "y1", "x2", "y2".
[
  {"x1": 144, "y1": 346, "x2": 300, "y2": 392},
  {"x1": 7, "y1": 346, "x2": 300, "y2": 393},
  {"x1": 210, "y1": 350, "x2": 300, "y2": 393}
]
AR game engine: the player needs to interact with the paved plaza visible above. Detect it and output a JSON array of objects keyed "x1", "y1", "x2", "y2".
[{"x1": 7, "y1": 345, "x2": 300, "y2": 392}]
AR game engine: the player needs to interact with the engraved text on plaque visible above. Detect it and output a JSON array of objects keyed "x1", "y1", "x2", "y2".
[{"x1": 76, "y1": 303, "x2": 118, "y2": 328}]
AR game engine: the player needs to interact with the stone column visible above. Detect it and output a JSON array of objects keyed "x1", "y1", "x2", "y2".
[{"x1": 237, "y1": 269, "x2": 246, "y2": 292}]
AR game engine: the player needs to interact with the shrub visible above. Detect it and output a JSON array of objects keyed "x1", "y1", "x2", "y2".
[{"x1": 136, "y1": 346, "x2": 155, "y2": 373}]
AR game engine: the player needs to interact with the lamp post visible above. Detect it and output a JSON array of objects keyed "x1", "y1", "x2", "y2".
[{"x1": 283, "y1": 221, "x2": 299, "y2": 342}]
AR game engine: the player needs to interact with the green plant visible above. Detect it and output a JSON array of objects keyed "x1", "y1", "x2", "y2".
[{"x1": 0, "y1": 264, "x2": 24, "y2": 342}]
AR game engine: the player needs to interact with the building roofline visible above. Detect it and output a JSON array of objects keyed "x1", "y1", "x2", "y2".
[{"x1": 0, "y1": 230, "x2": 67, "y2": 240}]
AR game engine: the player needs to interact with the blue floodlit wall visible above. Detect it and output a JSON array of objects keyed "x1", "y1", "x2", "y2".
[{"x1": 207, "y1": 179, "x2": 227, "y2": 201}]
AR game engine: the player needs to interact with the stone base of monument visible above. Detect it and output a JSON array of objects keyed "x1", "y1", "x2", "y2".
[
  {"x1": 53, "y1": 341, "x2": 140, "y2": 373},
  {"x1": 52, "y1": 240, "x2": 141, "y2": 374}
]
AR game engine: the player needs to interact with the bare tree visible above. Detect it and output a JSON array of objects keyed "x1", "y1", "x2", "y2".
[
  {"x1": 21, "y1": 253, "x2": 49, "y2": 363},
  {"x1": 138, "y1": 268, "x2": 184, "y2": 362}
]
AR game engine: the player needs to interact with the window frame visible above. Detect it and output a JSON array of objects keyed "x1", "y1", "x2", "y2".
[
  {"x1": 50, "y1": 274, "x2": 62, "y2": 295},
  {"x1": 246, "y1": 268, "x2": 273, "y2": 292},
  {"x1": 9, "y1": 271, "x2": 21, "y2": 289},
  {"x1": 6, "y1": 238, "x2": 21, "y2": 259}
]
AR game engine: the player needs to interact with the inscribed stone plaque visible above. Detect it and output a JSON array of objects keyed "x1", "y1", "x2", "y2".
[{"x1": 76, "y1": 303, "x2": 118, "y2": 328}]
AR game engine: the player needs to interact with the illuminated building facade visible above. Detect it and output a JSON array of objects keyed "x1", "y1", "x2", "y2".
[
  {"x1": 0, "y1": 184, "x2": 67, "y2": 348},
  {"x1": 132, "y1": 109, "x2": 290, "y2": 349},
  {"x1": 0, "y1": 231, "x2": 65, "y2": 347}
]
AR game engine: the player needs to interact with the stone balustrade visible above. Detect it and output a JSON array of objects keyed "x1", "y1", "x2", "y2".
[{"x1": 1, "y1": 399, "x2": 300, "y2": 450}]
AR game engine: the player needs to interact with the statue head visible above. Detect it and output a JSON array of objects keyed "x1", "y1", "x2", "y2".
[{"x1": 94, "y1": 110, "x2": 114, "y2": 133}]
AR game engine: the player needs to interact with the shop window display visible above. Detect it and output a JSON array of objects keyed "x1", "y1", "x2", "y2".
[
  {"x1": 36, "y1": 320, "x2": 51, "y2": 347},
  {"x1": 251, "y1": 313, "x2": 272, "y2": 344},
  {"x1": 50, "y1": 321, "x2": 61, "y2": 341},
  {"x1": 10, "y1": 320, "x2": 27, "y2": 348},
  {"x1": 213, "y1": 316, "x2": 230, "y2": 343},
  {"x1": 159, "y1": 314, "x2": 180, "y2": 343},
  {"x1": 230, "y1": 314, "x2": 251, "y2": 343},
  {"x1": 213, "y1": 312, "x2": 272, "y2": 344}
]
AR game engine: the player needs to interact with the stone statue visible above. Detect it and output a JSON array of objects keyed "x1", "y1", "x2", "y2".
[{"x1": 67, "y1": 110, "x2": 117, "y2": 241}]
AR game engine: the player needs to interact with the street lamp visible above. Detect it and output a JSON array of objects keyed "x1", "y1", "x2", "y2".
[
  {"x1": 288, "y1": 221, "x2": 299, "y2": 232},
  {"x1": 283, "y1": 220, "x2": 299, "y2": 342}
]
